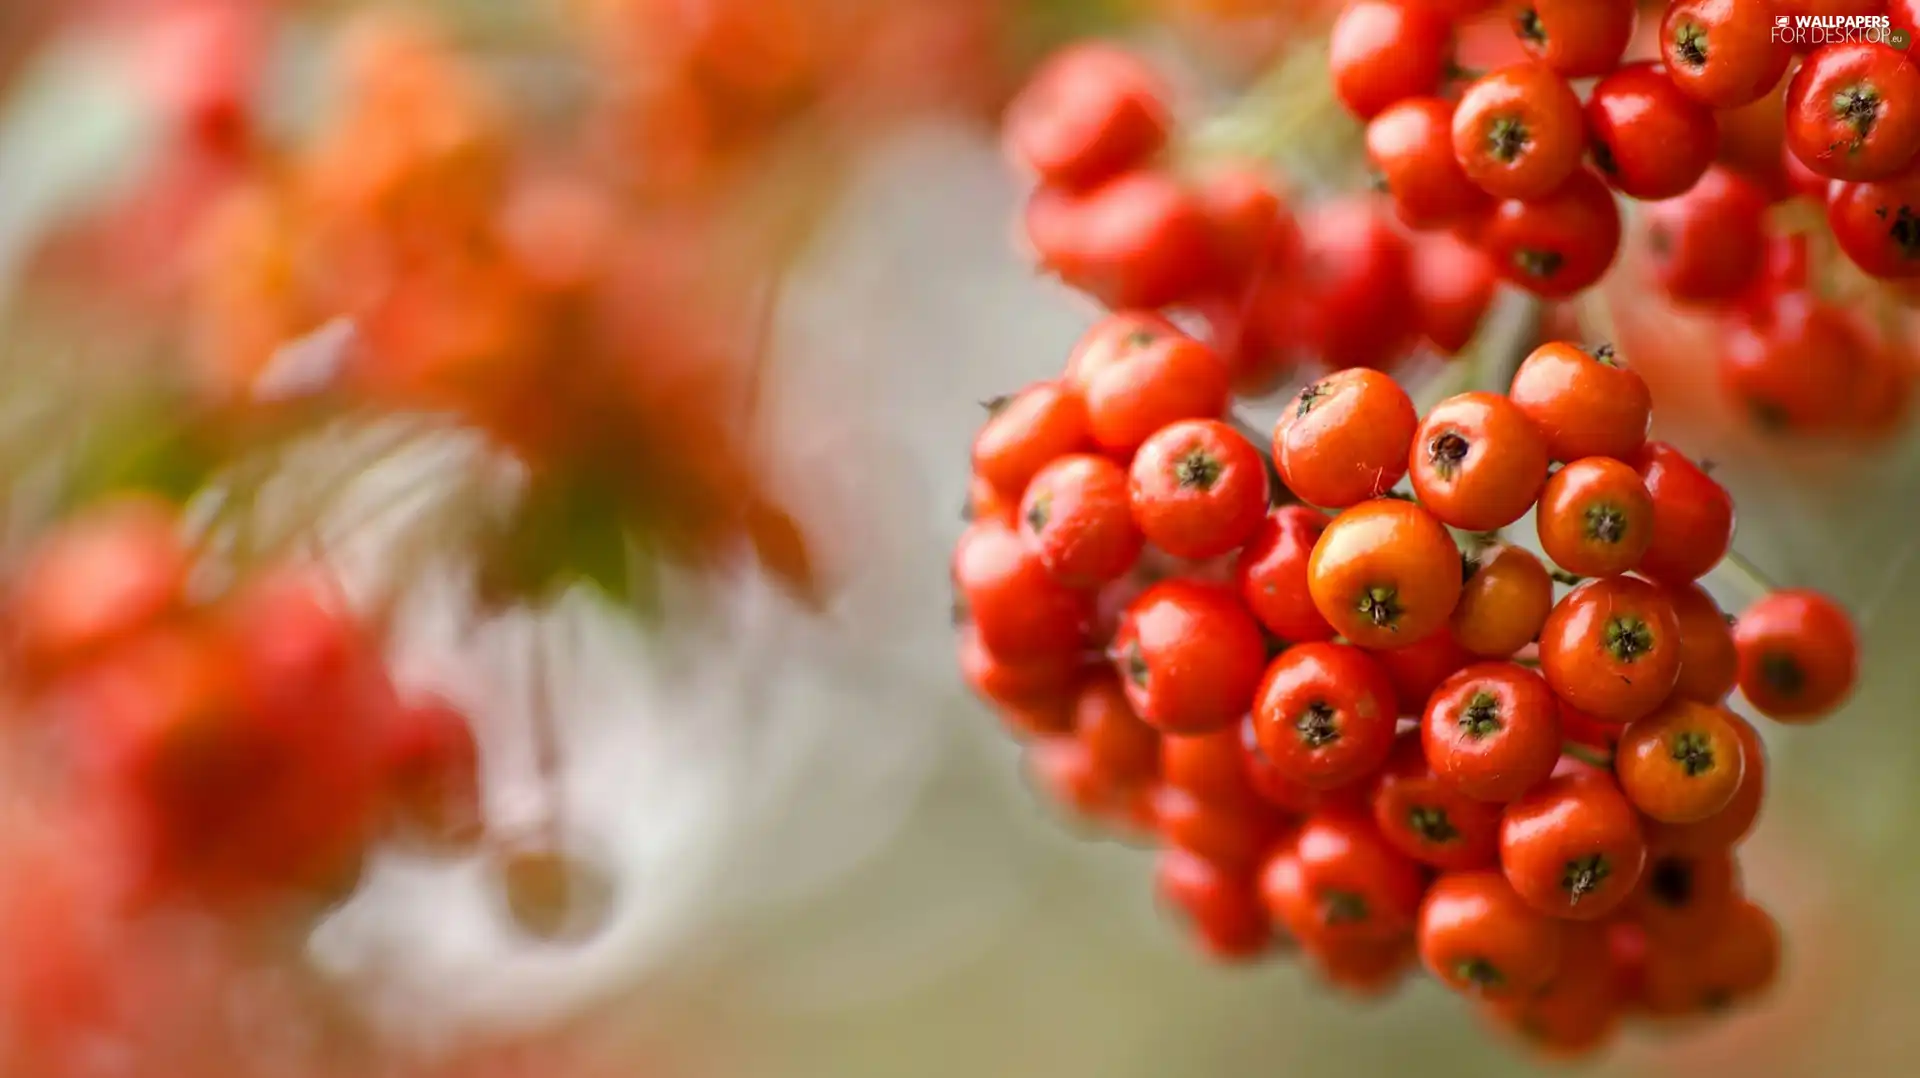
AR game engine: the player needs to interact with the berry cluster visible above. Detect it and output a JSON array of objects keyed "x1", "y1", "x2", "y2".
[
  {"x1": 4, "y1": 496, "x2": 482, "y2": 913},
  {"x1": 1349, "y1": 0, "x2": 1919, "y2": 438},
  {"x1": 1006, "y1": 41, "x2": 1502, "y2": 390},
  {"x1": 955, "y1": 318, "x2": 1860, "y2": 1057}
]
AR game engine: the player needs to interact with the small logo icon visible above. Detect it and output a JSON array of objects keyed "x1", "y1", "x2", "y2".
[
  {"x1": 1775, "y1": 14, "x2": 1790, "y2": 26},
  {"x1": 1896, "y1": 27, "x2": 1914, "y2": 49}
]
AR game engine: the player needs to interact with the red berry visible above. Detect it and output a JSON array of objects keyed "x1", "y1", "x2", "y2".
[
  {"x1": 1367, "y1": 97, "x2": 1492, "y2": 229},
  {"x1": 1409, "y1": 391, "x2": 1551, "y2": 532},
  {"x1": 1660, "y1": 0, "x2": 1793, "y2": 109},
  {"x1": 1784, "y1": 42, "x2": 1920, "y2": 182},
  {"x1": 1733, "y1": 588, "x2": 1859, "y2": 722},
  {"x1": 1274, "y1": 368, "x2": 1419, "y2": 509},
  {"x1": 1081, "y1": 327, "x2": 1232, "y2": 456},
  {"x1": 1128, "y1": 419, "x2": 1270, "y2": 560},
  {"x1": 1291, "y1": 198, "x2": 1419, "y2": 370},
  {"x1": 1499, "y1": 768, "x2": 1648, "y2": 920},
  {"x1": 1643, "y1": 165, "x2": 1770, "y2": 304},
  {"x1": 1631, "y1": 441, "x2": 1736, "y2": 585},
  {"x1": 1422, "y1": 662, "x2": 1562, "y2": 804},
  {"x1": 1330, "y1": 0, "x2": 1456, "y2": 121},
  {"x1": 1827, "y1": 165, "x2": 1920, "y2": 278},
  {"x1": 1020, "y1": 454, "x2": 1143, "y2": 586},
  {"x1": 1538, "y1": 577, "x2": 1683, "y2": 725},
  {"x1": 1003, "y1": 43, "x2": 1171, "y2": 191},
  {"x1": 971, "y1": 381, "x2": 1090, "y2": 500},
  {"x1": 1157, "y1": 847, "x2": 1273, "y2": 962},
  {"x1": 1270, "y1": 807, "x2": 1427, "y2": 946},
  {"x1": 1506, "y1": 0, "x2": 1636, "y2": 78},
  {"x1": 1235, "y1": 506, "x2": 1339, "y2": 644},
  {"x1": 1586, "y1": 63, "x2": 1719, "y2": 201},
  {"x1": 1479, "y1": 169, "x2": 1623, "y2": 298},
  {"x1": 1371, "y1": 731, "x2": 1503, "y2": 870},
  {"x1": 1251, "y1": 641, "x2": 1400, "y2": 790},
  {"x1": 1418, "y1": 870, "x2": 1567, "y2": 998},
  {"x1": 1408, "y1": 231, "x2": 1498, "y2": 356},
  {"x1": 1112, "y1": 580, "x2": 1267, "y2": 734},
  {"x1": 1452, "y1": 63, "x2": 1586, "y2": 201},
  {"x1": 953, "y1": 520, "x2": 1092, "y2": 663},
  {"x1": 1507, "y1": 340, "x2": 1651, "y2": 462},
  {"x1": 1307, "y1": 498, "x2": 1464, "y2": 651}
]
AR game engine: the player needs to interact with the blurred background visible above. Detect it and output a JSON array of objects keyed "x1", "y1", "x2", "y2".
[{"x1": 1, "y1": 2, "x2": 1917, "y2": 1077}]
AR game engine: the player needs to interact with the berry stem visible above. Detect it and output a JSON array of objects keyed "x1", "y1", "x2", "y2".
[{"x1": 1717, "y1": 547, "x2": 1783, "y2": 604}]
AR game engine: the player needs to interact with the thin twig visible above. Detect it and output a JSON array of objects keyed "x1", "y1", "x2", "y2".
[{"x1": 526, "y1": 610, "x2": 565, "y2": 843}]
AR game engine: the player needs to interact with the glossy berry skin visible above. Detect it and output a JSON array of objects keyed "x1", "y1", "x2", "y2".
[
  {"x1": 1367, "y1": 97, "x2": 1490, "y2": 229},
  {"x1": 1452, "y1": 64, "x2": 1587, "y2": 201},
  {"x1": 1638, "y1": 898, "x2": 1779, "y2": 1015},
  {"x1": 1030, "y1": 171, "x2": 1219, "y2": 310},
  {"x1": 1111, "y1": 580, "x2": 1268, "y2": 735},
  {"x1": 1307, "y1": 499, "x2": 1464, "y2": 650},
  {"x1": 1153, "y1": 786, "x2": 1285, "y2": 875},
  {"x1": 1273, "y1": 368, "x2": 1418, "y2": 509},
  {"x1": 1073, "y1": 672, "x2": 1162, "y2": 789},
  {"x1": 1660, "y1": 0, "x2": 1793, "y2": 109},
  {"x1": 1479, "y1": 169, "x2": 1623, "y2": 298},
  {"x1": 1453, "y1": 543, "x2": 1553, "y2": 659},
  {"x1": 1081, "y1": 326, "x2": 1231, "y2": 456},
  {"x1": 1784, "y1": 42, "x2": 1920, "y2": 182},
  {"x1": 1271, "y1": 808, "x2": 1428, "y2": 946},
  {"x1": 1632, "y1": 442, "x2": 1735, "y2": 585},
  {"x1": 1615, "y1": 699, "x2": 1745, "y2": 825},
  {"x1": 1643, "y1": 710, "x2": 1767, "y2": 855},
  {"x1": 1003, "y1": 43, "x2": 1171, "y2": 191},
  {"x1": 1128, "y1": 419, "x2": 1269, "y2": 560},
  {"x1": 1372, "y1": 731, "x2": 1502, "y2": 870},
  {"x1": 1190, "y1": 164, "x2": 1293, "y2": 287},
  {"x1": 1252, "y1": 642, "x2": 1400, "y2": 790},
  {"x1": 1539, "y1": 577, "x2": 1682, "y2": 725},
  {"x1": 1163, "y1": 726, "x2": 1267, "y2": 808},
  {"x1": 1480, "y1": 923, "x2": 1624, "y2": 1058},
  {"x1": 1330, "y1": 0, "x2": 1456, "y2": 121},
  {"x1": 1241, "y1": 719, "x2": 1353, "y2": 815},
  {"x1": 1499, "y1": 768, "x2": 1648, "y2": 921},
  {"x1": 1063, "y1": 310, "x2": 1183, "y2": 390},
  {"x1": 1585, "y1": 63, "x2": 1719, "y2": 201},
  {"x1": 1535, "y1": 457, "x2": 1655, "y2": 579},
  {"x1": 1422, "y1": 662, "x2": 1562, "y2": 804},
  {"x1": 1289, "y1": 198, "x2": 1419, "y2": 371},
  {"x1": 1827, "y1": 168, "x2": 1920, "y2": 279},
  {"x1": 1236, "y1": 506, "x2": 1339, "y2": 643},
  {"x1": 1632, "y1": 848, "x2": 1740, "y2": 945},
  {"x1": 1719, "y1": 290, "x2": 1862, "y2": 434},
  {"x1": 1157, "y1": 847, "x2": 1273, "y2": 962},
  {"x1": 1644, "y1": 166, "x2": 1769, "y2": 305},
  {"x1": 1409, "y1": 231, "x2": 1498, "y2": 356},
  {"x1": 1408, "y1": 391, "x2": 1550, "y2": 532},
  {"x1": 1733, "y1": 589, "x2": 1859, "y2": 722},
  {"x1": 1418, "y1": 870, "x2": 1566, "y2": 999},
  {"x1": 1508, "y1": 341, "x2": 1651, "y2": 462},
  {"x1": 1669, "y1": 582, "x2": 1740, "y2": 704},
  {"x1": 957, "y1": 623, "x2": 1078, "y2": 718},
  {"x1": 1507, "y1": 0, "x2": 1636, "y2": 78},
  {"x1": 953, "y1": 521, "x2": 1092, "y2": 663},
  {"x1": 971, "y1": 382, "x2": 1090, "y2": 500},
  {"x1": 1020, "y1": 454, "x2": 1142, "y2": 587}
]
